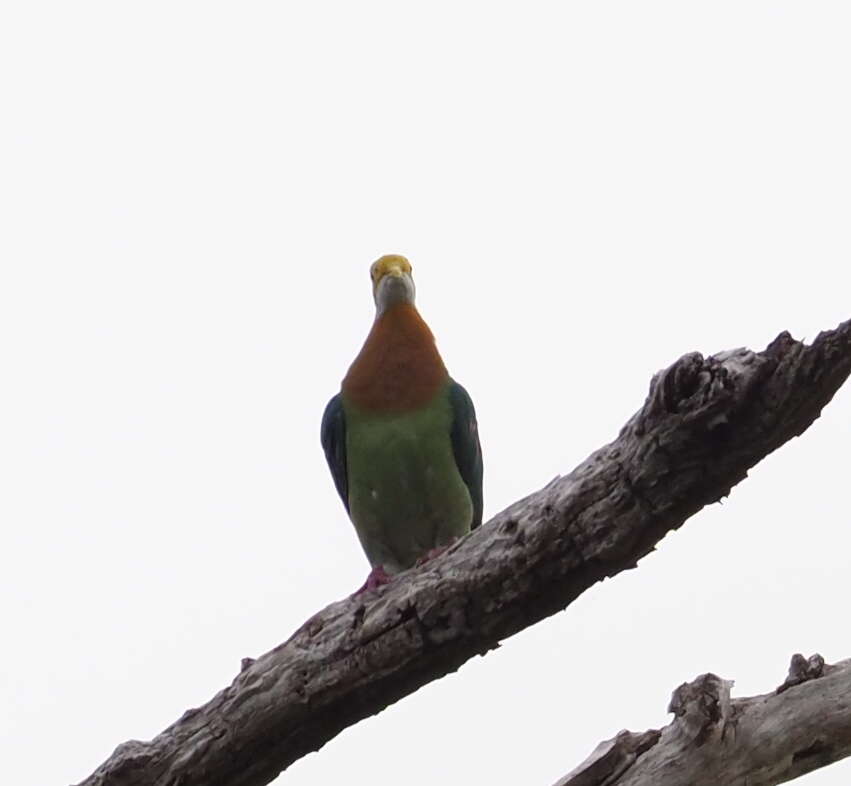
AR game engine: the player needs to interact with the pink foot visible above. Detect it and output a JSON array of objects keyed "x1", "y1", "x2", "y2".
[
  {"x1": 415, "y1": 538, "x2": 458, "y2": 567},
  {"x1": 353, "y1": 565, "x2": 394, "y2": 596}
]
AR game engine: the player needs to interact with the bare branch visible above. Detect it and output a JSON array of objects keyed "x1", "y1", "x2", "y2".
[
  {"x1": 77, "y1": 320, "x2": 851, "y2": 786},
  {"x1": 555, "y1": 654, "x2": 851, "y2": 786}
]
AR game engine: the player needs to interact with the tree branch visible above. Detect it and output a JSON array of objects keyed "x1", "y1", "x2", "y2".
[
  {"x1": 77, "y1": 320, "x2": 851, "y2": 786},
  {"x1": 554, "y1": 653, "x2": 851, "y2": 786}
]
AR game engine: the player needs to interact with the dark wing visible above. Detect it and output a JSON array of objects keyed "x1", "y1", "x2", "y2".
[
  {"x1": 320, "y1": 394, "x2": 349, "y2": 512},
  {"x1": 448, "y1": 379, "x2": 484, "y2": 529}
]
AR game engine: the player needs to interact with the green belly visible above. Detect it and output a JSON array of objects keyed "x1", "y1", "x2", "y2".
[{"x1": 344, "y1": 393, "x2": 473, "y2": 573}]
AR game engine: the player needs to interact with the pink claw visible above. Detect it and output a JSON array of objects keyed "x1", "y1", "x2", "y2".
[
  {"x1": 415, "y1": 538, "x2": 458, "y2": 567},
  {"x1": 353, "y1": 564, "x2": 394, "y2": 596}
]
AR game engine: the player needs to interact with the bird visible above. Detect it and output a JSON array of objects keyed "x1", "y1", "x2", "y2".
[{"x1": 321, "y1": 254, "x2": 483, "y2": 592}]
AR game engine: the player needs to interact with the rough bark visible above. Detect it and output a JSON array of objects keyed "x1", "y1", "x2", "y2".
[
  {"x1": 555, "y1": 654, "x2": 851, "y2": 786},
  {"x1": 77, "y1": 320, "x2": 851, "y2": 786}
]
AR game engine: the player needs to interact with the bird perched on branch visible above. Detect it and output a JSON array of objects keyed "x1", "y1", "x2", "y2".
[{"x1": 321, "y1": 254, "x2": 483, "y2": 592}]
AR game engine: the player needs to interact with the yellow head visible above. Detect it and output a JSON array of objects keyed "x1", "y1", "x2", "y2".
[{"x1": 370, "y1": 254, "x2": 416, "y2": 314}]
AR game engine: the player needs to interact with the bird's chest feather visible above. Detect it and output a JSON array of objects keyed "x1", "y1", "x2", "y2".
[
  {"x1": 342, "y1": 304, "x2": 447, "y2": 413},
  {"x1": 344, "y1": 395, "x2": 461, "y2": 515}
]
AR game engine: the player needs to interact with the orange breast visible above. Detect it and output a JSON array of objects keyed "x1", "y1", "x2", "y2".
[{"x1": 342, "y1": 304, "x2": 448, "y2": 412}]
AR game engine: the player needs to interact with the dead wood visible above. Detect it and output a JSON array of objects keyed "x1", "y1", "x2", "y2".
[
  {"x1": 555, "y1": 654, "x2": 851, "y2": 786},
  {"x1": 77, "y1": 319, "x2": 851, "y2": 786}
]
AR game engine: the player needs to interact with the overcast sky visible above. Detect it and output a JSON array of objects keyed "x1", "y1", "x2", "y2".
[{"x1": 2, "y1": 3, "x2": 850, "y2": 785}]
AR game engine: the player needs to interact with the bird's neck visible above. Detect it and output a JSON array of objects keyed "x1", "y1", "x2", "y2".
[{"x1": 342, "y1": 304, "x2": 448, "y2": 413}]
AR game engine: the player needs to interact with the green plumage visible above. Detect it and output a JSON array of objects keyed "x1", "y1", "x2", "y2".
[{"x1": 322, "y1": 379, "x2": 482, "y2": 574}]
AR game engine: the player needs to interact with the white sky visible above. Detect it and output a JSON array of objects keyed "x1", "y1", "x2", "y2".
[{"x1": 2, "y1": 2, "x2": 850, "y2": 785}]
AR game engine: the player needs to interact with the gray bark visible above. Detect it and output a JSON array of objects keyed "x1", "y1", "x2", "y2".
[
  {"x1": 77, "y1": 320, "x2": 851, "y2": 786},
  {"x1": 555, "y1": 654, "x2": 851, "y2": 786}
]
